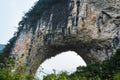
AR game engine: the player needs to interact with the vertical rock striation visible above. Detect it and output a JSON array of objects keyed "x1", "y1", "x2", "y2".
[{"x1": 11, "y1": 0, "x2": 120, "y2": 74}]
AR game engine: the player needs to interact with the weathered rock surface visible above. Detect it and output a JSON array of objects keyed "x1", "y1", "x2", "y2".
[{"x1": 11, "y1": 0, "x2": 120, "y2": 74}]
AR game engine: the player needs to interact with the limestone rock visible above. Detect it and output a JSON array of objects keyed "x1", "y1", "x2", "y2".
[{"x1": 11, "y1": 0, "x2": 120, "y2": 74}]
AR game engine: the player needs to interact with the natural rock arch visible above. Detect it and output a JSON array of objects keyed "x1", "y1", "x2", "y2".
[
  {"x1": 11, "y1": 0, "x2": 120, "y2": 75},
  {"x1": 24, "y1": 35, "x2": 113, "y2": 74},
  {"x1": 12, "y1": 32, "x2": 114, "y2": 75}
]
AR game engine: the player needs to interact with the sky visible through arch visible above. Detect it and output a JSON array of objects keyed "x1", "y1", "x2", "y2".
[{"x1": 35, "y1": 51, "x2": 86, "y2": 80}]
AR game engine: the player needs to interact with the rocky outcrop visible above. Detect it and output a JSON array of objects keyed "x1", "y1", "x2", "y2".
[{"x1": 11, "y1": 0, "x2": 120, "y2": 74}]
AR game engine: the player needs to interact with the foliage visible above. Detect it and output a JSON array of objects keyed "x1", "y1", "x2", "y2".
[
  {"x1": 114, "y1": 72, "x2": 120, "y2": 80},
  {"x1": 0, "y1": 48, "x2": 120, "y2": 80},
  {"x1": 0, "y1": 35, "x2": 18, "y2": 68},
  {"x1": 43, "y1": 48, "x2": 120, "y2": 80},
  {"x1": 0, "y1": 57, "x2": 37, "y2": 80},
  {"x1": 19, "y1": 0, "x2": 68, "y2": 30},
  {"x1": 43, "y1": 72, "x2": 70, "y2": 80}
]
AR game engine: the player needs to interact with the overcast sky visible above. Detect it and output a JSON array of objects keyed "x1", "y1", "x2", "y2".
[
  {"x1": 36, "y1": 51, "x2": 86, "y2": 80},
  {"x1": 0, "y1": 0, "x2": 37, "y2": 44}
]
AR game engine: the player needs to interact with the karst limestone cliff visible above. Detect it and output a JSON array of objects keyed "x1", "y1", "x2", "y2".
[{"x1": 11, "y1": 0, "x2": 120, "y2": 74}]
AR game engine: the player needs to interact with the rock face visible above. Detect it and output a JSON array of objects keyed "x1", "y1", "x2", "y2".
[{"x1": 11, "y1": 0, "x2": 120, "y2": 74}]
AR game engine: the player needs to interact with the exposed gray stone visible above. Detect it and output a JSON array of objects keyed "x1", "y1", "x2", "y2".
[{"x1": 11, "y1": 0, "x2": 120, "y2": 74}]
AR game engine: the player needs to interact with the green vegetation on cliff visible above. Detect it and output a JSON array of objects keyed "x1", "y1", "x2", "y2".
[
  {"x1": 19, "y1": 0, "x2": 68, "y2": 26},
  {"x1": 0, "y1": 35, "x2": 17, "y2": 67}
]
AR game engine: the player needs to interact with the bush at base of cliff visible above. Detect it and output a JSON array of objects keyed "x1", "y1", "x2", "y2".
[
  {"x1": 0, "y1": 57, "x2": 38, "y2": 80},
  {"x1": 114, "y1": 72, "x2": 120, "y2": 80},
  {"x1": 0, "y1": 68, "x2": 36, "y2": 80}
]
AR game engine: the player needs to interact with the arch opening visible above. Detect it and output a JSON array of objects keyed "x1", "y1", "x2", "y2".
[
  {"x1": 27, "y1": 36, "x2": 106, "y2": 75},
  {"x1": 35, "y1": 51, "x2": 87, "y2": 80}
]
